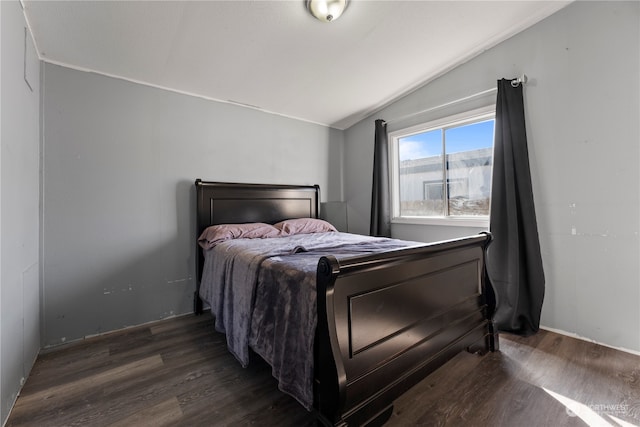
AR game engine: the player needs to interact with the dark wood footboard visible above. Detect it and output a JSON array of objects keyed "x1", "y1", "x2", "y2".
[{"x1": 315, "y1": 233, "x2": 497, "y2": 426}]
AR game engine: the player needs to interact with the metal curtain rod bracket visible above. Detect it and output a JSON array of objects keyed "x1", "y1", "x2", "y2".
[{"x1": 511, "y1": 74, "x2": 528, "y2": 87}]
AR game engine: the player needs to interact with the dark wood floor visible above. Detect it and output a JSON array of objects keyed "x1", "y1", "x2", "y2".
[{"x1": 7, "y1": 313, "x2": 640, "y2": 427}]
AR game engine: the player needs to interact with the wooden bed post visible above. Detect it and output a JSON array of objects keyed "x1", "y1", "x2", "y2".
[
  {"x1": 315, "y1": 256, "x2": 348, "y2": 426},
  {"x1": 481, "y1": 231, "x2": 499, "y2": 352},
  {"x1": 194, "y1": 179, "x2": 205, "y2": 315}
]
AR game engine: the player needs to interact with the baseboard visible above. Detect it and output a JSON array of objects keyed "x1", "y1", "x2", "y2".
[
  {"x1": 41, "y1": 312, "x2": 194, "y2": 352},
  {"x1": 3, "y1": 345, "x2": 40, "y2": 427},
  {"x1": 539, "y1": 325, "x2": 640, "y2": 357}
]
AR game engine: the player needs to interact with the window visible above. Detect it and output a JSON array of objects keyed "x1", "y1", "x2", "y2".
[{"x1": 389, "y1": 106, "x2": 495, "y2": 226}]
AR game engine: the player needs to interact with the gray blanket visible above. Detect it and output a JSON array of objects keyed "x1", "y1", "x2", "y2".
[{"x1": 199, "y1": 232, "x2": 419, "y2": 410}]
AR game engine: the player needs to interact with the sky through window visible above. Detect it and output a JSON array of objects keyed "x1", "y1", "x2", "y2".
[{"x1": 399, "y1": 119, "x2": 494, "y2": 161}]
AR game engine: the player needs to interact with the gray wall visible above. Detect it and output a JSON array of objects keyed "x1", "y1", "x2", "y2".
[
  {"x1": 41, "y1": 63, "x2": 344, "y2": 346},
  {"x1": 1, "y1": 1, "x2": 41, "y2": 423},
  {"x1": 344, "y1": 1, "x2": 640, "y2": 352}
]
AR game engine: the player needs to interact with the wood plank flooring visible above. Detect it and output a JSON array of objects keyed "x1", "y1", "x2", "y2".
[{"x1": 7, "y1": 313, "x2": 640, "y2": 426}]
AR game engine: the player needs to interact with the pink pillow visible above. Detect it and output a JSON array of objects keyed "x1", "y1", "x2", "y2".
[
  {"x1": 274, "y1": 218, "x2": 337, "y2": 236},
  {"x1": 198, "y1": 223, "x2": 280, "y2": 250}
]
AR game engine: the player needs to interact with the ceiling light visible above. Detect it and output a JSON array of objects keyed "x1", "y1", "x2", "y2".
[{"x1": 306, "y1": 0, "x2": 348, "y2": 22}]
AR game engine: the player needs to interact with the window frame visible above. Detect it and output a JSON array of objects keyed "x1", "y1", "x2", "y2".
[{"x1": 388, "y1": 105, "x2": 495, "y2": 228}]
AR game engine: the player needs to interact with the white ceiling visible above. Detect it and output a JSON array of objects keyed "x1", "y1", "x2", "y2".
[{"x1": 23, "y1": 0, "x2": 571, "y2": 130}]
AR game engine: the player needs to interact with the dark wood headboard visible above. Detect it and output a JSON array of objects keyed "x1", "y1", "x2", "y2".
[
  {"x1": 195, "y1": 180, "x2": 320, "y2": 234},
  {"x1": 194, "y1": 180, "x2": 321, "y2": 307}
]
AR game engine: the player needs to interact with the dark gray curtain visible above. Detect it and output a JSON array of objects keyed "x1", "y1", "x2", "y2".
[
  {"x1": 370, "y1": 119, "x2": 391, "y2": 237},
  {"x1": 487, "y1": 79, "x2": 545, "y2": 336}
]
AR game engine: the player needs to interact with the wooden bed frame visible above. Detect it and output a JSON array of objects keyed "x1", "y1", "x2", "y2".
[{"x1": 194, "y1": 180, "x2": 498, "y2": 426}]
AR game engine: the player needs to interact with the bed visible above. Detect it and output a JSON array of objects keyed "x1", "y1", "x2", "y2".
[{"x1": 194, "y1": 180, "x2": 498, "y2": 426}]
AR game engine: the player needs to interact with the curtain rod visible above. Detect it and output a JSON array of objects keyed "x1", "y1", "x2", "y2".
[{"x1": 386, "y1": 74, "x2": 528, "y2": 126}]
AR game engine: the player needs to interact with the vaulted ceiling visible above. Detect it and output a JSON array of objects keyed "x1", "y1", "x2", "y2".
[{"x1": 23, "y1": 1, "x2": 571, "y2": 129}]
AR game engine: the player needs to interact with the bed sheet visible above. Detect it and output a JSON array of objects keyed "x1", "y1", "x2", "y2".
[{"x1": 199, "y1": 232, "x2": 420, "y2": 409}]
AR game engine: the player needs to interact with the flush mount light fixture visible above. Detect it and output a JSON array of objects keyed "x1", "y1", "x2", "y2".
[{"x1": 306, "y1": 0, "x2": 349, "y2": 22}]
